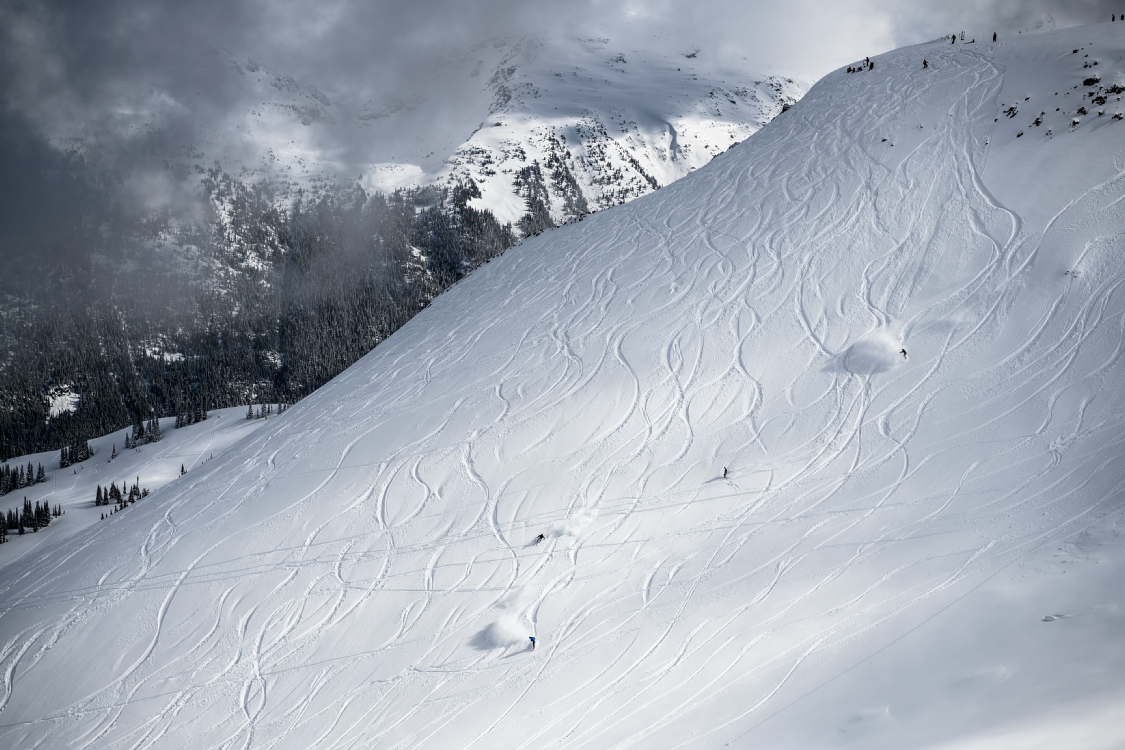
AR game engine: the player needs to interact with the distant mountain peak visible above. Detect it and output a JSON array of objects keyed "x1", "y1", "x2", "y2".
[{"x1": 378, "y1": 34, "x2": 805, "y2": 229}]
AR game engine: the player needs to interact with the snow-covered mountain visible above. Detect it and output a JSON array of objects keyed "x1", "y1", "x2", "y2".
[
  {"x1": 364, "y1": 36, "x2": 803, "y2": 226},
  {"x1": 93, "y1": 35, "x2": 802, "y2": 226},
  {"x1": 2, "y1": 23, "x2": 1125, "y2": 750}
]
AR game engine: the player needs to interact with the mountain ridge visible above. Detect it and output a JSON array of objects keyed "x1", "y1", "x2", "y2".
[
  {"x1": 424, "y1": 35, "x2": 803, "y2": 227},
  {"x1": 1, "y1": 23, "x2": 1124, "y2": 749}
]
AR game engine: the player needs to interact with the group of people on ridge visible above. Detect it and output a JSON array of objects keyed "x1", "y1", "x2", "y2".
[{"x1": 847, "y1": 56, "x2": 874, "y2": 74}]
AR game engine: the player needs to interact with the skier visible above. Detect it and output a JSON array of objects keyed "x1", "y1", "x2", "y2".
[
  {"x1": 993, "y1": 32, "x2": 997, "y2": 41},
  {"x1": 534, "y1": 533, "x2": 546, "y2": 544},
  {"x1": 900, "y1": 348, "x2": 908, "y2": 359},
  {"x1": 723, "y1": 467, "x2": 728, "y2": 479},
  {"x1": 923, "y1": 59, "x2": 928, "y2": 69},
  {"x1": 529, "y1": 636, "x2": 536, "y2": 650},
  {"x1": 865, "y1": 56, "x2": 870, "y2": 66}
]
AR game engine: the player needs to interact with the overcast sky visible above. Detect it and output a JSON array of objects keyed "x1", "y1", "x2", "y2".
[{"x1": 0, "y1": 0, "x2": 1119, "y2": 225}]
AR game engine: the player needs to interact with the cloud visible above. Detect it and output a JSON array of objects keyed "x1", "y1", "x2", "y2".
[
  {"x1": 2, "y1": 0, "x2": 1114, "y2": 172},
  {"x1": 0, "y1": 0, "x2": 1118, "y2": 258}
]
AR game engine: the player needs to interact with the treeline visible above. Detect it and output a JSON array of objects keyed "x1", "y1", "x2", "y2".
[
  {"x1": 0, "y1": 168, "x2": 517, "y2": 460},
  {"x1": 1, "y1": 497, "x2": 62, "y2": 542},
  {"x1": 0, "y1": 462, "x2": 47, "y2": 496}
]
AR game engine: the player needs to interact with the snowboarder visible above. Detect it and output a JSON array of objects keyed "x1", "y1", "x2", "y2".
[
  {"x1": 900, "y1": 348, "x2": 908, "y2": 359},
  {"x1": 529, "y1": 636, "x2": 536, "y2": 650},
  {"x1": 723, "y1": 467, "x2": 728, "y2": 478},
  {"x1": 923, "y1": 59, "x2": 928, "y2": 69},
  {"x1": 534, "y1": 533, "x2": 546, "y2": 544}
]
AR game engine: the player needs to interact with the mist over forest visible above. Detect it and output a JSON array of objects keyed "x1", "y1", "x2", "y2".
[{"x1": 0, "y1": 150, "x2": 514, "y2": 459}]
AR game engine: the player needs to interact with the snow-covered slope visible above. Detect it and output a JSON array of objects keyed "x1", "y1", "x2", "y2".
[
  {"x1": 3, "y1": 24, "x2": 1125, "y2": 749},
  {"x1": 0, "y1": 409, "x2": 267, "y2": 568},
  {"x1": 371, "y1": 36, "x2": 803, "y2": 226}
]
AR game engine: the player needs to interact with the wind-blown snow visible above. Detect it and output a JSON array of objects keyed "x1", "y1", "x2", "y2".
[{"x1": 2, "y1": 25, "x2": 1125, "y2": 750}]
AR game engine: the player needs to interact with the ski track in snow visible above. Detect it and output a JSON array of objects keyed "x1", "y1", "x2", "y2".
[{"x1": 2, "y1": 27, "x2": 1125, "y2": 749}]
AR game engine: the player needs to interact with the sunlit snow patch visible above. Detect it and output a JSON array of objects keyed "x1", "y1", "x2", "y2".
[{"x1": 46, "y1": 386, "x2": 79, "y2": 418}]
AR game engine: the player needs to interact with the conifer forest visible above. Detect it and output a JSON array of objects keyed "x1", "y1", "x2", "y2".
[{"x1": 0, "y1": 159, "x2": 518, "y2": 460}]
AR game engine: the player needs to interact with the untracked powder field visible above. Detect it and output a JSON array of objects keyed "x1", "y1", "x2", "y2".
[{"x1": 1, "y1": 24, "x2": 1124, "y2": 749}]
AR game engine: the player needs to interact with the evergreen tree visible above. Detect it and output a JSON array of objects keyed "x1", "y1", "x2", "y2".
[
  {"x1": 96, "y1": 485, "x2": 103, "y2": 506},
  {"x1": 36, "y1": 464, "x2": 45, "y2": 483}
]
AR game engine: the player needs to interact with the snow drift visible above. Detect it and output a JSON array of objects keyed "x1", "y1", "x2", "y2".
[{"x1": 2, "y1": 24, "x2": 1125, "y2": 750}]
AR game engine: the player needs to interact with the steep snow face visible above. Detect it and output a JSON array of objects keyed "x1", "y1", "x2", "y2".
[
  {"x1": 378, "y1": 36, "x2": 803, "y2": 226},
  {"x1": 3, "y1": 24, "x2": 1125, "y2": 750}
]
